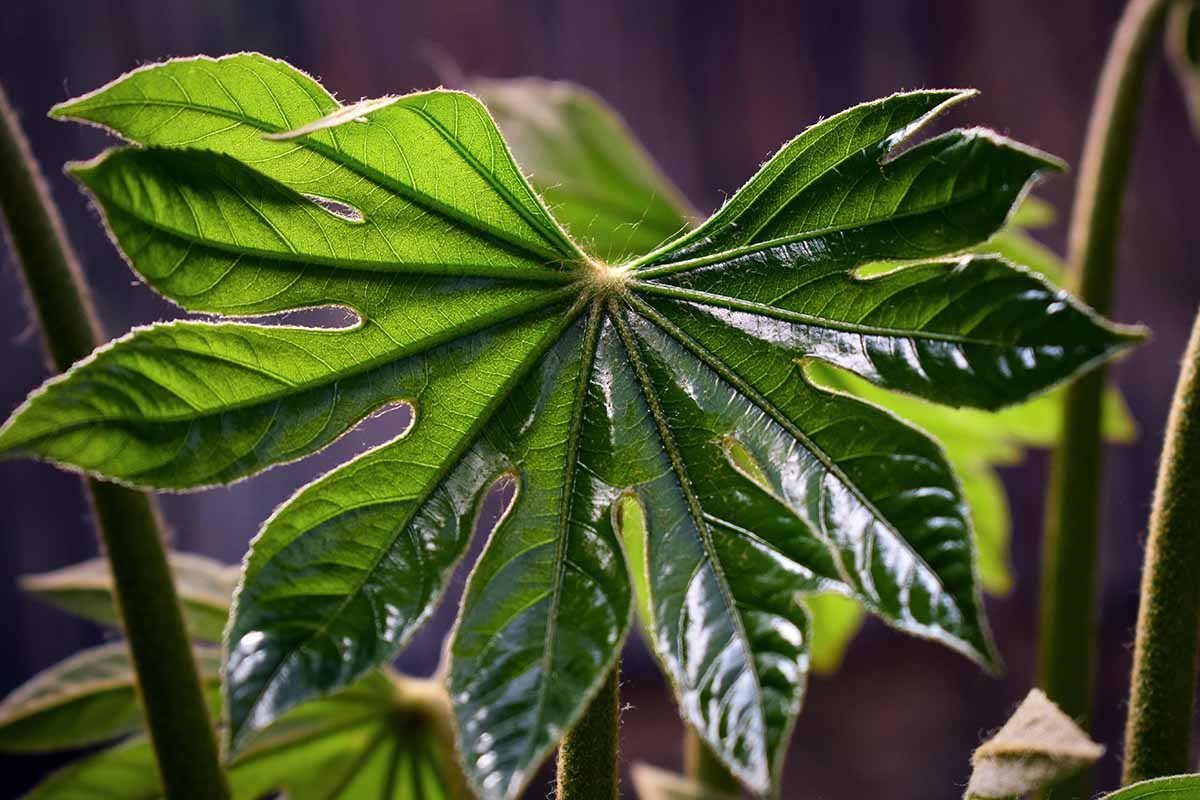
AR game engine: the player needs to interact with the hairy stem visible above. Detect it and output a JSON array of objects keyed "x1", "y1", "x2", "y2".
[
  {"x1": 685, "y1": 728, "x2": 743, "y2": 795},
  {"x1": 0, "y1": 84, "x2": 229, "y2": 799},
  {"x1": 557, "y1": 664, "x2": 620, "y2": 800},
  {"x1": 1122, "y1": 306, "x2": 1200, "y2": 783},
  {"x1": 1037, "y1": 1, "x2": 1169, "y2": 797}
]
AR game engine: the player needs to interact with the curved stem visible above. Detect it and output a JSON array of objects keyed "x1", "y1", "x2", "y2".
[
  {"x1": 1122, "y1": 305, "x2": 1200, "y2": 783},
  {"x1": 557, "y1": 663, "x2": 620, "y2": 800},
  {"x1": 0, "y1": 84, "x2": 229, "y2": 799},
  {"x1": 685, "y1": 728, "x2": 742, "y2": 795},
  {"x1": 1037, "y1": 1, "x2": 1169, "y2": 797}
]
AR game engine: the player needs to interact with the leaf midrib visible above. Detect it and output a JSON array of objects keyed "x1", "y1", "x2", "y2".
[
  {"x1": 608, "y1": 299, "x2": 769, "y2": 788},
  {"x1": 630, "y1": 278, "x2": 1023, "y2": 347}
]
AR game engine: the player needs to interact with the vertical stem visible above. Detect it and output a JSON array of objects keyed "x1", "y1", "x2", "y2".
[
  {"x1": 0, "y1": 84, "x2": 229, "y2": 799},
  {"x1": 1037, "y1": 1, "x2": 1169, "y2": 797},
  {"x1": 557, "y1": 663, "x2": 620, "y2": 800},
  {"x1": 685, "y1": 728, "x2": 742, "y2": 795},
  {"x1": 1122, "y1": 306, "x2": 1200, "y2": 783}
]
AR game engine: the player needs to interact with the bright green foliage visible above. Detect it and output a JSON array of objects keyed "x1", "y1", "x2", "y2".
[
  {"x1": 482, "y1": 76, "x2": 1137, "y2": 672},
  {"x1": 22, "y1": 553, "x2": 237, "y2": 642},
  {"x1": 0, "y1": 643, "x2": 220, "y2": 752},
  {"x1": 1102, "y1": 775, "x2": 1200, "y2": 799},
  {"x1": 0, "y1": 55, "x2": 1142, "y2": 796}
]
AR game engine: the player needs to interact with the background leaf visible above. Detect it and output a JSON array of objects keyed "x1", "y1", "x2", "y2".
[
  {"x1": 630, "y1": 763, "x2": 741, "y2": 800},
  {"x1": 0, "y1": 643, "x2": 220, "y2": 753},
  {"x1": 21, "y1": 553, "x2": 236, "y2": 642}
]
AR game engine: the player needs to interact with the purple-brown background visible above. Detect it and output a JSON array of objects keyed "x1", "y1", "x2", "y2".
[{"x1": 2, "y1": 1, "x2": 1198, "y2": 797}]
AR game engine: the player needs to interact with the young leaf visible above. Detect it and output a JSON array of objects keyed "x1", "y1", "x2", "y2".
[
  {"x1": 23, "y1": 671, "x2": 466, "y2": 800},
  {"x1": 1101, "y1": 775, "x2": 1200, "y2": 799},
  {"x1": 1, "y1": 54, "x2": 1142, "y2": 795},
  {"x1": 965, "y1": 688, "x2": 1104, "y2": 800},
  {"x1": 21, "y1": 553, "x2": 236, "y2": 642},
  {"x1": 0, "y1": 643, "x2": 221, "y2": 752}
]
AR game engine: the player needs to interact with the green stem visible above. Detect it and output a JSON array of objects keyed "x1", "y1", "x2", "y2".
[
  {"x1": 557, "y1": 663, "x2": 620, "y2": 800},
  {"x1": 685, "y1": 728, "x2": 742, "y2": 796},
  {"x1": 0, "y1": 84, "x2": 229, "y2": 799},
  {"x1": 1122, "y1": 306, "x2": 1200, "y2": 783},
  {"x1": 1037, "y1": 1, "x2": 1169, "y2": 797}
]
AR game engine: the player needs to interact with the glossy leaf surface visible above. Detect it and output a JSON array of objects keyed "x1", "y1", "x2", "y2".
[
  {"x1": 0, "y1": 643, "x2": 220, "y2": 752},
  {"x1": 0, "y1": 55, "x2": 1142, "y2": 795},
  {"x1": 22, "y1": 553, "x2": 236, "y2": 642},
  {"x1": 487, "y1": 77, "x2": 1138, "y2": 670}
]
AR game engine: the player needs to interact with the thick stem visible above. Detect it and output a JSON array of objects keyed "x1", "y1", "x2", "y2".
[
  {"x1": 0, "y1": 84, "x2": 229, "y2": 799},
  {"x1": 1122, "y1": 307, "x2": 1200, "y2": 783},
  {"x1": 1037, "y1": 2, "x2": 1169, "y2": 797},
  {"x1": 684, "y1": 728, "x2": 742, "y2": 795},
  {"x1": 557, "y1": 664, "x2": 620, "y2": 800}
]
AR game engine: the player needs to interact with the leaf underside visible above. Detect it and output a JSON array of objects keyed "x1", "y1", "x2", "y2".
[{"x1": 0, "y1": 54, "x2": 1140, "y2": 797}]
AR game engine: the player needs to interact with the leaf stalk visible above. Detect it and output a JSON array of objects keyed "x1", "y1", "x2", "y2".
[
  {"x1": 1122, "y1": 303, "x2": 1200, "y2": 783},
  {"x1": 1037, "y1": 0, "x2": 1169, "y2": 796},
  {"x1": 0, "y1": 83, "x2": 229, "y2": 799},
  {"x1": 556, "y1": 663, "x2": 620, "y2": 800}
]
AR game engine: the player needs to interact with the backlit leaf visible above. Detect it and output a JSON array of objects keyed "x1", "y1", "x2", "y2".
[
  {"x1": 1101, "y1": 775, "x2": 1200, "y2": 800},
  {"x1": 0, "y1": 55, "x2": 1142, "y2": 795},
  {"x1": 21, "y1": 552, "x2": 235, "y2": 642}
]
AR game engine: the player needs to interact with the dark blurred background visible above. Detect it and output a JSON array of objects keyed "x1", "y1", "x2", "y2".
[{"x1": 1, "y1": 1, "x2": 1197, "y2": 797}]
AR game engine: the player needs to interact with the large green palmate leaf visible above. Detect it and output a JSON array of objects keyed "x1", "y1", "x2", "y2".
[
  {"x1": 0, "y1": 54, "x2": 1142, "y2": 795},
  {"x1": 479, "y1": 76, "x2": 1137, "y2": 672},
  {"x1": 21, "y1": 671, "x2": 466, "y2": 800}
]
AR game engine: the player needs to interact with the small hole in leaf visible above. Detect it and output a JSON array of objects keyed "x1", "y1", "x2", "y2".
[
  {"x1": 304, "y1": 194, "x2": 365, "y2": 223},
  {"x1": 722, "y1": 435, "x2": 772, "y2": 490},
  {"x1": 343, "y1": 400, "x2": 415, "y2": 451}
]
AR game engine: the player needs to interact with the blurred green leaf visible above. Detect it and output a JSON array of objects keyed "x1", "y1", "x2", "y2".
[
  {"x1": 21, "y1": 553, "x2": 236, "y2": 642},
  {"x1": 1168, "y1": 1, "x2": 1200, "y2": 137},
  {"x1": 23, "y1": 672, "x2": 466, "y2": 800},
  {"x1": 630, "y1": 763, "x2": 740, "y2": 800},
  {"x1": 0, "y1": 643, "x2": 221, "y2": 753}
]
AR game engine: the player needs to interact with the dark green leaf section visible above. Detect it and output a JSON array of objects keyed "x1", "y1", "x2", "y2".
[
  {"x1": 22, "y1": 671, "x2": 464, "y2": 800},
  {"x1": 606, "y1": 310, "x2": 819, "y2": 792},
  {"x1": 227, "y1": 306, "x2": 574, "y2": 746},
  {"x1": 475, "y1": 77, "x2": 695, "y2": 261},
  {"x1": 0, "y1": 643, "x2": 221, "y2": 752},
  {"x1": 450, "y1": 309, "x2": 632, "y2": 800},
  {"x1": 637, "y1": 254, "x2": 1141, "y2": 411},
  {"x1": 21, "y1": 553, "x2": 235, "y2": 642},
  {"x1": 5, "y1": 59, "x2": 1146, "y2": 796}
]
